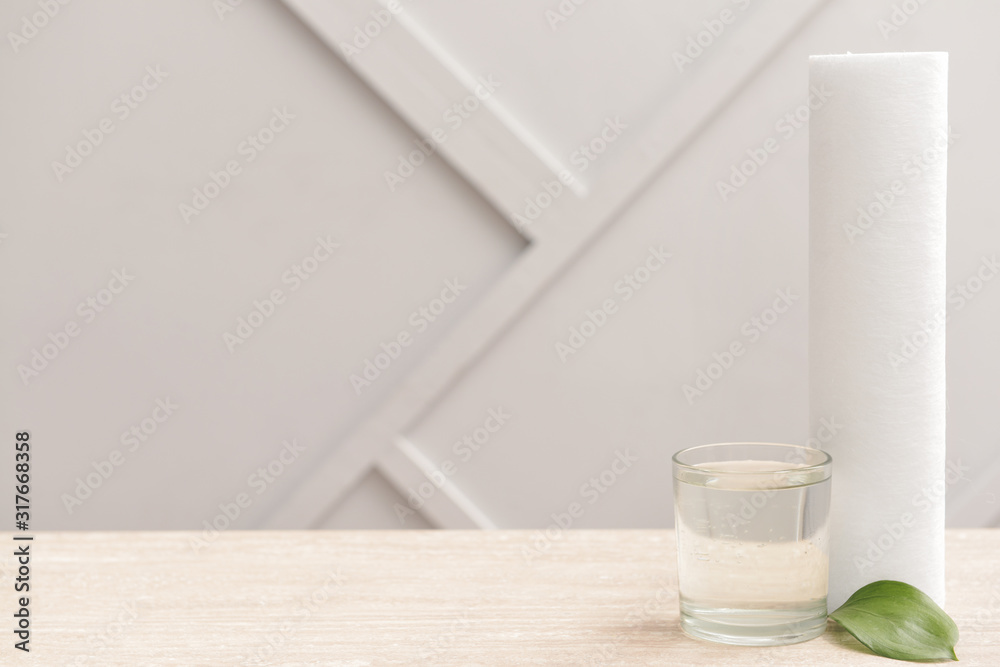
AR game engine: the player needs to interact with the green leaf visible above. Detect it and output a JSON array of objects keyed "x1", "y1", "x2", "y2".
[{"x1": 829, "y1": 580, "x2": 959, "y2": 662}]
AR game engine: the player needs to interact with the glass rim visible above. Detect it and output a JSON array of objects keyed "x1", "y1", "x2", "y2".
[{"x1": 671, "y1": 441, "x2": 832, "y2": 476}]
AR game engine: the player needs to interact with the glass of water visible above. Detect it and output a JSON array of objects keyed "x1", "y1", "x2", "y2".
[{"x1": 672, "y1": 442, "x2": 832, "y2": 646}]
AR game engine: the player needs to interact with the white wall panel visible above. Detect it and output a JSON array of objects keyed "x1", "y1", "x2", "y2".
[
  {"x1": 2, "y1": 0, "x2": 997, "y2": 532},
  {"x1": 272, "y1": 0, "x2": 834, "y2": 529}
]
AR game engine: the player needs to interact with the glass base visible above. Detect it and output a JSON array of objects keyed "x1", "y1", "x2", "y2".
[{"x1": 679, "y1": 599, "x2": 827, "y2": 646}]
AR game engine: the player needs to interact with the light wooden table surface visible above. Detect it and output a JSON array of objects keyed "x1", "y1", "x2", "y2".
[{"x1": 1, "y1": 530, "x2": 997, "y2": 666}]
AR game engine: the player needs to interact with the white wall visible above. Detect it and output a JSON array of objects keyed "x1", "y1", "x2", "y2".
[{"x1": 1, "y1": 0, "x2": 997, "y2": 532}]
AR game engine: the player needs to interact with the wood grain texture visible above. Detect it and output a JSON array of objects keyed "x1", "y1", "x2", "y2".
[{"x1": 1, "y1": 530, "x2": 997, "y2": 665}]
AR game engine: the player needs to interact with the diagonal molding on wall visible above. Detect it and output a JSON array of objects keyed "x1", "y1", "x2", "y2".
[
  {"x1": 267, "y1": 0, "x2": 833, "y2": 529},
  {"x1": 375, "y1": 436, "x2": 497, "y2": 529},
  {"x1": 280, "y1": 0, "x2": 565, "y2": 241}
]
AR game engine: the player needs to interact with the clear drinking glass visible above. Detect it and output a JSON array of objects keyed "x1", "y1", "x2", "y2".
[{"x1": 672, "y1": 442, "x2": 832, "y2": 646}]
